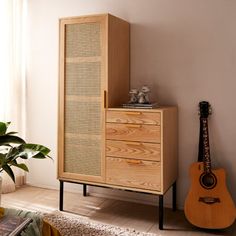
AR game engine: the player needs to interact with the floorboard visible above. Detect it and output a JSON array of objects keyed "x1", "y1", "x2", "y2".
[{"x1": 1, "y1": 185, "x2": 235, "y2": 235}]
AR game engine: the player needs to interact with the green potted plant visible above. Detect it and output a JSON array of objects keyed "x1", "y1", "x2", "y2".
[{"x1": 0, "y1": 121, "x2": 51, "y2": 191}]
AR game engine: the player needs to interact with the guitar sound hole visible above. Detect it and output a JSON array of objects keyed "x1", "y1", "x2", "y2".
[{"x1": 200, "y1": 172, "x2": 217, "y2": 189}]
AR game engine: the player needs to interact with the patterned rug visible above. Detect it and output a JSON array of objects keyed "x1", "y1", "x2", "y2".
[{"x1": 44, "y1": 211, "x2": 156, "y2": 236}]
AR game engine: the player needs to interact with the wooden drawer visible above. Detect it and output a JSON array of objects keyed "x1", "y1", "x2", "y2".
[
  {"x1": 106, "y1": 123, "x2": 160, "y2": 143},
  {"x1": 106, "y1": 157, "x2": 161, "y2": 191},
  {"x1": 106, "y1": 110, "x2": 161, "y2": 125},
  {"x1": 106, "y1": 140, "x2": 161, "y2": 161}
]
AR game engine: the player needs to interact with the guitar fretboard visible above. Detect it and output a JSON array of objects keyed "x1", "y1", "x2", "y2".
[{"x1": 202, "y1": 118, "x2": 212, "y2": 173}]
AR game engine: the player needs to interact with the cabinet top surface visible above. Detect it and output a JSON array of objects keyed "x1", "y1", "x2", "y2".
[
  {"x1": 107, "y1": 106, "x2": 177, "y2": 112},
  {"x1": 59, "y1": 13, "x2": 129, "y2": 23}
]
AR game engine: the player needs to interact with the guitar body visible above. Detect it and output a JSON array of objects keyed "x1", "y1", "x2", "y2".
[{"x1": 184, "y1": 162, "x2": 236, "y2": 229}]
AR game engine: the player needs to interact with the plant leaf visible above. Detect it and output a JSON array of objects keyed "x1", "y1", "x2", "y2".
[
  {"x1": 6, "y1": 147, "x2": 20, "y2": 160},
  {"x1": 10, "y1": 162, "x2": 29, "y2": 172},
  {"x1": 0, "y1": 153, "x2": 6, "y2": 161},
  {"x1": 30, "y1": 152, "x2": 47, "y2": 159},
  {"x1": 6, "y1": 132, "x2": 18, "y2": 135},
  {"x1": 0, "y1": 122, "x2": 8, "y2": 135},
  {"x1": 2, "y1": 164, "x2": 15, "y2": 182},
  {"x1": 17, "y1": 150, "x2": 40, "y2": 159},
  {"x1": 22, "y1": 144, "x2": 51, "y2": 155},
  {"x1": 0, "y1": 135, "x2": 26, "y2": 145},
  {"x1": 7, "y1": 143, "x2": 52, "y2": 160}
]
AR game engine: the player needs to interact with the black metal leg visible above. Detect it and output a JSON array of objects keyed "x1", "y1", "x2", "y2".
[
  {"x1": 59, "y1": 180, "x2": 64, "y2": 211},
  {"x1": 172, "y1": 181, "x2": 177, "y2": 211},
  {"x1": 159, "y1": 195, "x2": 164, "y2": 230},
  {"x1": 83, "y1": 184, "x2": 87, "y2": 196}
]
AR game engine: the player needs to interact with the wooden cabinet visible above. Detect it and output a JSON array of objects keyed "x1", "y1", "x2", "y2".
[
  {"x1": 58, "y1": 14, "x2": 130, "y2": 183},
  {"x1": 106, "y1": 107, "x2": 178, "y2": 194},
  {"x1": 58, "y1": 13, "x2": 178, "y2": 230}
]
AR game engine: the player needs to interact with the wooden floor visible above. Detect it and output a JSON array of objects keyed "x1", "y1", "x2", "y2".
[{"x1": 1, "y1": 185, "x2": 235, "y2": 235}]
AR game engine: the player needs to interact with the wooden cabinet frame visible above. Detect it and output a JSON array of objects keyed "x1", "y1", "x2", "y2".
[{"x1": 58, "y1": 14, "x2": 178, "y2": 230}]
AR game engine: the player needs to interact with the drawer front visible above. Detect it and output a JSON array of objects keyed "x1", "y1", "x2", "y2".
[
  {"x1": 106, "y1": 110, "x2": 161, "y2": 125},
  {"x1": 106, "y1": 140, "x2": 161, "y2": 161},
  {"x1": 106, "y1": 157, "x2": 161, "y2": 191},
  {"x1": 106, "y1": 123, "x2": 160, "y2": 143}
]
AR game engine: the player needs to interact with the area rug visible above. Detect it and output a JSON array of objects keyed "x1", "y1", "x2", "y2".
[{"x1": 44, "y1": 211, "x2": 157, "y2": 236}]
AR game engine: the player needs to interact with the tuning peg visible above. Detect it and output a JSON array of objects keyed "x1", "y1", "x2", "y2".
[{"x1": 209, "y1": 106, "x2": 212, "y2": 115}]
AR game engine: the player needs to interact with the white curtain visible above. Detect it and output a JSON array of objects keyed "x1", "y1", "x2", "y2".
[{"x1": 0, "y1": 0, "x2": 27, "y2": 193}]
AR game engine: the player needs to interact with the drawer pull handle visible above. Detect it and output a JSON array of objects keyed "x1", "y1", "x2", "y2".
[
  {"x1": 126, "y1": 159, "x2": 142, "y2": 165},
  {"x1": 126, "y1": 124, "x2": 141, "y2": 128},
  {"x1": 104, "y1": 90, "x2": 107, "y2": 108},
  {"x1": 125, "y1": 112, "x2": 142, "y2": 115},
  {"x1": 125, "y1": 141, "x2": 143, "y2": 146}
]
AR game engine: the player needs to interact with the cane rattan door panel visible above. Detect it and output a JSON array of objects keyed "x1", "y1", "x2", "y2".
[
  {"x1": 58, "y1": 16, "x2": 106, "y2": 182},
  {"x1": 58, "y1": 14, "x2": 130, "y2": 184},
  {"x1": 65, "y1": 21, "x2": 103, "y2": 178},
  {"x1": 65, "y1": 135, "x2": 101, "y2": 176},
  {"x1": 65, "y1": 23, "x2": 101, "y2": 58},
  {"x1": 64, "y1": 101, "x2": 102, "y2": 176},
  {"x1": 65, "y1": 62, "x2": 101, "y2": 97}
]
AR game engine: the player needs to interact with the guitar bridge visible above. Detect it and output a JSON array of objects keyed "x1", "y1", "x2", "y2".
[{"x1": 199, "y1": 197, "x2": 220, "y2": 204}]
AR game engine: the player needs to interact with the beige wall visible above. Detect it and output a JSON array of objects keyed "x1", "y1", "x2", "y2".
[{"x1": 26, "y1": 0, "x2": 236, "y2": 208}]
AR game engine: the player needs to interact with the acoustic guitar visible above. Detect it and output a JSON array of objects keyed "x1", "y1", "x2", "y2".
[{"x1": 184, "y1": 101, "x2": 236, "y2": 229}]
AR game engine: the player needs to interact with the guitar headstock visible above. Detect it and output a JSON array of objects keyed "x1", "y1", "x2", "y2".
[{"x1": 199, "y1": 101, "x2": 212, "y2": 118}]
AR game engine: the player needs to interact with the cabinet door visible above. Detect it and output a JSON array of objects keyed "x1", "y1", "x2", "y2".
[{"x1": 58, "y1": 16, "x2": 106, "y2": 182}]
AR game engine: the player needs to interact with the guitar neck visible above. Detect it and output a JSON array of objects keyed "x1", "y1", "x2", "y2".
[
  {"x1": 202, "y1": 117, "x2": 212, "y2": 173},
  {"x1": 198, "y1": 117, "x2": 204, "y2": 162}
]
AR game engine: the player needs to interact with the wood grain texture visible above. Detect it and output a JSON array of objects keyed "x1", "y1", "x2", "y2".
[
  {"x1": 106, "y1": 110, "x2": 161, "y2": 125},
  {"x1": 106, "y1": 140, "x2": 161, "y2": 161},
  {"x1": 106, "y1": 123, "x2": 160, "y2": 143},
  {"x1": 58, "y1": 19, "x2": 66, "y2": 179},
  {"x1": 106, "y1": 156, "x2": 161, "y2": 191},
  {"x1": 59, "y1": 14, "x2": 107, "y2": 25},
  {"x1": 184, "y1": 162, "x2": 236, "y2": 229},
  {"x1": 161, "y1": 107, "x2": 178, "y2": 193},
  {"x1": 105, "y1": 107, "x2": 177, "y2": 194},
  {"x1": 107, "y1": 14, "x2": 130, "y2": 108}
]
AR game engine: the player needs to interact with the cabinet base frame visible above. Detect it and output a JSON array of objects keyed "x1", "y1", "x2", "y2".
[{"x1": 59, "y1": 180, "x2": 177, "y2": 230}]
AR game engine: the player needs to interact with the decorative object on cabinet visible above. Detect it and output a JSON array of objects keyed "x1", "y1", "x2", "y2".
[
  {"x1": 138, "y1": 85, "x2": 151, "y2": 104},
  {"x1": 122, "y1": 102, "x2": 159, "y2": 109},
  {"x1": 124, "y1": 85, "x2": 158, "y2": 108},
  {"x1": 58, "y1": 13, "x2": 178, "y2": 230},
  {"x1": 128, "y1": 89, "x2": 139, "y2": 104},
  {"x1": 128, "y1": 85, "x2": 151, "y2": 104}
]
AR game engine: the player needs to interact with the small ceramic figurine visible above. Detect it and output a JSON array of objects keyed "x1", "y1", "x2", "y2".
[
  {"x1": 128, "y1": 88, "x2": 138, "y2": 104},
  {"x1": 141, "y1": 85, "x2": 151, "y2": 103},
  {"x1": 137, "y1": 91, "x2": 146, "y2": 104},
  {"x1": 128, "y1": 86, "x2": 151, "y2": 104},
  {"x1": 137, "y1": 85, "x2": 150, "y2": 104}
]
